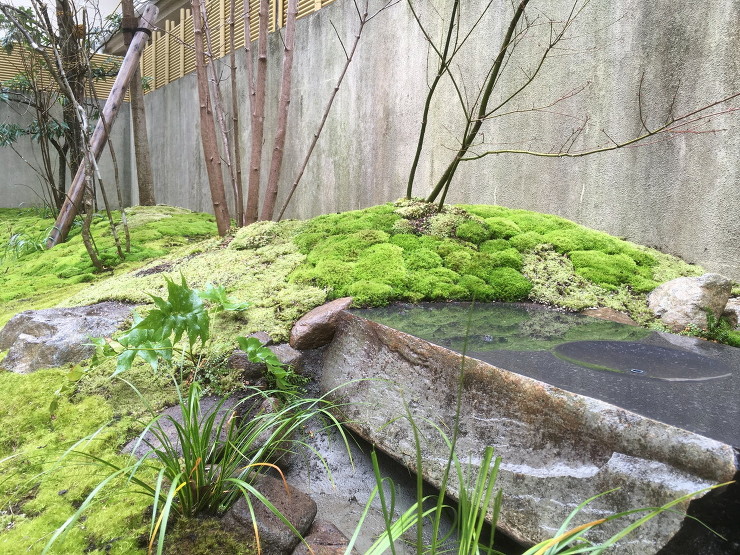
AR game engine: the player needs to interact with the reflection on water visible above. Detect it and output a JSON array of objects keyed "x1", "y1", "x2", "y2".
[{"x1": 354, "y1": 302, "x2": 650, "y2": 353}]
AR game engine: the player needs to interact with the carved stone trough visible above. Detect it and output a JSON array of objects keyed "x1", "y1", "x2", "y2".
[{"x1": 318, "y1": 306, "x2": 739, "y2": 554}]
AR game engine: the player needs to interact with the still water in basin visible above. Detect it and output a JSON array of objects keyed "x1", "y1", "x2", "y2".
[{"x1": 353, "y1": 303, "x2": 740, "y2": 446}]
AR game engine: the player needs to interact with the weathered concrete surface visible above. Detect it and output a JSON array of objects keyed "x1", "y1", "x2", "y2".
[
  {"x1": 320, "y1": 312, "x2": 738, "y2": 553},
  {"x1": 142, "y1": 0, "x2": 740, "y2": 279},
  {"x1": 0, "y1": 101, "x2": 132, "y2": 209},
  {"x1": 0, "y1": 302, "x2": 133, "y2": 373}
]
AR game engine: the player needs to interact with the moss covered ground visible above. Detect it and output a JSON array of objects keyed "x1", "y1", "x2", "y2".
[{"x1": 0, "y1": 200, "x2": 733, "y2": 552}]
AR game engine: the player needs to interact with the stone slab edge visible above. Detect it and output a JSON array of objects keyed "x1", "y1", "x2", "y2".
[{"x1": 319, "y1": 312, "x2": 737, "y2": 553}]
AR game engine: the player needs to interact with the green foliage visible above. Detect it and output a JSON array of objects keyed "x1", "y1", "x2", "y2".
[
  {"x1": 509, "y1": 230, "x2": 545, "y2": 252},
  {"x1": 685, "y1": 311, "x2": 740, "y2": 348},
  {"x1": 44, "y1": 382, "x2": 347, "y2": 554},
  {"x1": 354, "y1": 243, "x2": 408, "y2": 287},
  {"x1": 347, "y1": 280, "x2": 396, "y2": 306},
  {"x1": 403, "y1": 248, "x2": 443, "y2": 270},
  {"x1": 236, "y1": 337, "x2": 306, "y2": 396},
  {"x1": 569, "y1": 250, "x2": 658, "y2": 292},
  {"x1": 479, "y1": 238, "x2": 511, "y2": 254},
  {"x1": 490, "y1": 248, "x2": 524, "y2": 271}
]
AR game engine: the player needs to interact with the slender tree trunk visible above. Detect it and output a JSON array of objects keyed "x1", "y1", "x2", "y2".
[
  {"x1": 192, "y1": 0, "x2": 231, "y2": 235},
  {"x1": 230, "y1": 0, "x2": 244, "y2": 226},
  {"x1": 199, "y1": 0, "x2": 239, "y2": 225},
  {"x1": 260, "y1": 0, "x2": 297, "y2": 221},
  {"x1": 55, "y1": 0, "x2": 85, "y2": 177},
  {"x1": 46, "y1": 4, "x2": 159, "y2": 248},
  {"x1": 245, "y1": 0, "x2": 269, "y2": 224},
  {"x1": 426, "y1": 0, "x2": 529, "y2": 204},
  {"x1": 277, "y1": 1, "x2": 372, "y2": 221},
  {"x1": 121, "y1": 0, "x2": 156, "y2": 205}
]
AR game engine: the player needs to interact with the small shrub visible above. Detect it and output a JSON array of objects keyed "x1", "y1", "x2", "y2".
[
  {"x1": 490, "y1": 248, "x2": 523, "y2": 271},
  {"x1": 509, "y1": 231, "x2": 544, "y2": 252},
  {"x1": 354, "y1": 243, "x2": 408, "y2": 288},
  {"x1": 443, "y1": 249, "x2": 474, "y2": 273},
  {"x1": 459, "y1": 275, "x2": 496, "y2": 302},
  {"x1": 570, "y1": 250, "x2": 639, "y2": 289},
  {"x1": 487, "y1": 267, "x2": 532, "y2": 301},
  {"x1": 479, "y1": 239, "x2": 511, "y2": 254}
]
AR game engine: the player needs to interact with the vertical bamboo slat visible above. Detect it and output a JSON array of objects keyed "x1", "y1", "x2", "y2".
[{"x1": 139, "y1": 0, "x2": 336, "y2": 92}]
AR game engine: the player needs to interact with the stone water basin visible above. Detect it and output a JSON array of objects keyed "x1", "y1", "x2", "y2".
[
  {"x1": 320, "y1": 303, "x2": 739, "y2": 554},
  {"x1": 355, "y1": 302, "x2": 740, "y2": 447}
]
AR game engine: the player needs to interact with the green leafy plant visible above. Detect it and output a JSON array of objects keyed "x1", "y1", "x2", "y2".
[
  {"x1": 92, "y1": 275, "x2": 249, "y2": 377},
  {"x1": 685, "y1": 310, "x2": 740, "y2": 348},
  {"x1": 44, "y1": 380, "x2": 351, "y2": 554},
  {"x1": 236, "y1": 336, "x2": 306, "y2": 397}
]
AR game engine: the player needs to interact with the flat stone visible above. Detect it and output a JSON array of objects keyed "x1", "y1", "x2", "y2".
[
  {"x1": 292, "y1": 520, "x2": 356, "y2": 555},
  {"x1": 321, "y1": 311, "x2": 738, "y2": 554},
  {"x1": 648, "y1": 273, "x2": 732, "y2": 332},
  {"x1": 222, "y1": 474, "x2": 317, "y2": 554},
  {"x1": 581, "y1": 307, "x2": 637, "y2": 326},
  {"x1": 0, "y1": 302, "x2": 134, "y2": 373},
  {"x1": 290, "y1": 297, "x2": 353, "y2": 350}
]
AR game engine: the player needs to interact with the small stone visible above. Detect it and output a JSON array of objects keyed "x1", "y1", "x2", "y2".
[
  {"x1": 290, "y1": 298, "x2": 353, "y2": 350},
  {"x1": 292, "y1": 520, "x2": 356, "y2": 555},
  {"x1": 248, "y1": 331, "x2": 274, "y2": 346},
  {"x1": 580, "y1": 307, "x2": 637, "y2": 326},
  {"x1": 648, "y1": 273, "x2": 732, "y2": 332},
  {"x1": 227, "y1": 349, "x2": 265, "y2": 381},
  {"x1": 222, "y1": 474, "x2": 317, "y2": 554},
  {"x1": 269, "y1": 343, "x2": 304, "y2": 369}
]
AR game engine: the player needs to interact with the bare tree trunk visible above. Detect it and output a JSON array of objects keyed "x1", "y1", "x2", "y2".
[
  {"x1": 192, "y1": 0, "x2": 231, "y2": 235},
  {"x1": 245, "y1": 0, "x2": 269, "y2": 224},
  {"x1": 46, "y1": 3, "x2": 159, "y2": 248},
  {"x1": 230, "y1": 0, "x2": 244, "y2": 226},
  {"x1": 121, "y1": 0, "x2": 155, "y2": 205},
  {"x1": 260, "y1": 0, "x2": 297, "y2": 221},
  {"x1": 427, "y1": 0, "x2": 530, "y2": 204},
  {"x1": 199, "y1": 0, "x2": 239, "y2": 225}
]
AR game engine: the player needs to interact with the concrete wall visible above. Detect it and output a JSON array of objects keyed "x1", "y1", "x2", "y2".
[
  {"x1": 10, "y1": 0, "x2": 738, "y2": 279},
  {"x1": 0, "y1": 101, "x2": 133, "y2": 209}
]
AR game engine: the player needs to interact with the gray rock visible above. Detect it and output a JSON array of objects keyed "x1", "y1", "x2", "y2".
[
  {"x1": 320, "y1": 312, "x2": 738, "y2": 554},
  {"x1": 269, "y1": 343, "x2": 304, "y2": 369},
  {"x1": 292, "y1": 520, "x2": 356, "y2": 555},
  {"x1": 124, "y1": 394, "x2": 245, "y2": 458},
  {"x1": 227, "y1": 349, "x2": 266, "y2": 382},
  {"x1": 222, "y1": 474, "x2": 317, "y2": 554},
  {"x1": 648, "y1": 273, "x2": 732, "y2": 331},
  {"x1": 0, "y1": 302, "x2": 134, "y2": 373},
  {"x1": 723, "y1": 298, "x2": 740, "y2": 329},
  {"x1": 289, "y1": 297, "x2": 353, "y2": 350}
]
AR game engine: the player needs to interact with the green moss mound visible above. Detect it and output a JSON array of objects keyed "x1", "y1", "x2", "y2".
[
  {"x1": 0, "y1": 206, "x2": 217, "y2": 326},
  {"x1": 288, "y1": 200, "x2": 704, "y2": 315}
]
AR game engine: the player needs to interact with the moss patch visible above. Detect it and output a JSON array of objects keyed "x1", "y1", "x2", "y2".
[{"x1": 0, "y1": 207, "x2": 217, "y2": 326}]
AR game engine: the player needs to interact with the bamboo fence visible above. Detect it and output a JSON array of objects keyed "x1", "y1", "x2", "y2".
[{"x1": 140, "y1": 0, "x2": 337, "y2": 92}]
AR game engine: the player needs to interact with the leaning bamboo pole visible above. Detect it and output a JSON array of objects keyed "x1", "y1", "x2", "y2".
[{"x1": 46, "y1": 3, "x2": 159, "y2": 248}]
